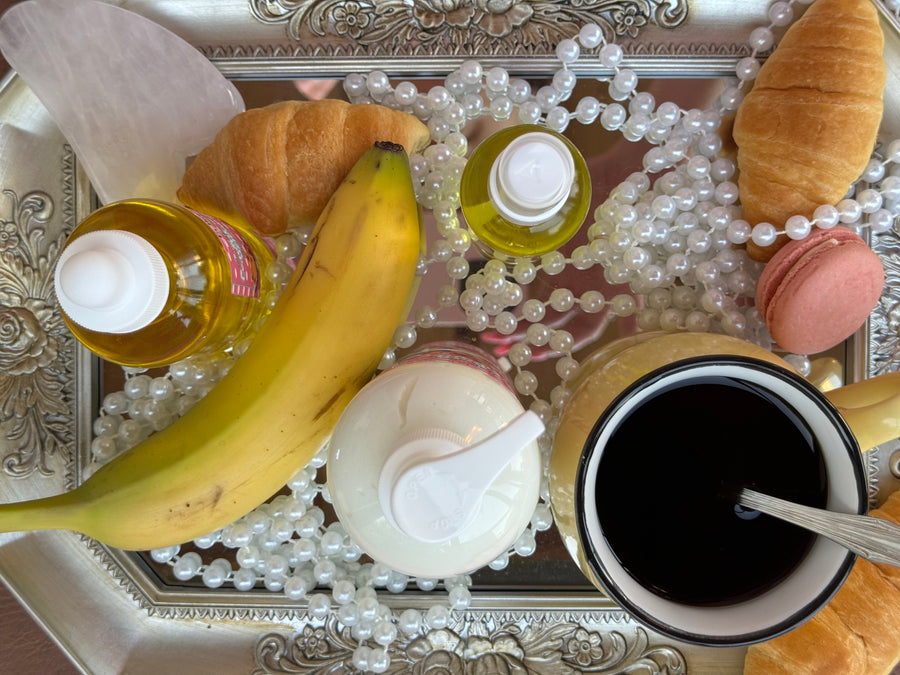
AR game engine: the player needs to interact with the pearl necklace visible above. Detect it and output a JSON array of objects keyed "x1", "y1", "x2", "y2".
[{"x1": 89, "y1": 1, "x2": 900, "y2": 671}]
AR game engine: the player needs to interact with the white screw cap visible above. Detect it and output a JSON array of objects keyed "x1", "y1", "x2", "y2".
[
  {"x1": 488, "y1": 131, "x2": 575, "y2": 227},
  {"x1": 54, "y1": 229, "x2": 169, "y2": 333},
  {"x1": 378, "y1": 411, "x2": 545, "y2": 543}
]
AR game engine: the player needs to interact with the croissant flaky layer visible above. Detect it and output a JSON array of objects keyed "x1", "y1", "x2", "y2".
[
  {"x1": 733, "y1": 0, "x2": 886, "y2": 261},
  {"x1": 177, "y1": 99, "x2": 430, "y2": 236},
  {"x1": 743, "y1": 490, "x2": 900, "y2": 675}
]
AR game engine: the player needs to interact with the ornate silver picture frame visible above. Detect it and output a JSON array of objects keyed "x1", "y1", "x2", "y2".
[{"x1": 1, "y1": 1, "x2": 900, "y2": 672}]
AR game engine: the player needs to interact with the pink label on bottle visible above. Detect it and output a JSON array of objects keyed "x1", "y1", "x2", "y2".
[
  {"x1": 400, "y1": 341, "x2": 514, "y2": 392},
  {"x1": 187, "y1": 208, "x2": 261, "y2": 298}
]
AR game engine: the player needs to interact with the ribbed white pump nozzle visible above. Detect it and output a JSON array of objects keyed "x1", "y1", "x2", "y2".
[
  {"x1": 488, "y1": 131, "x2": 575, "y2": 228},
  {"x1": 378, "y1": 411, "x2": 545, "y2": 543},
  {"x1": 54, "y1": 230, "x2": 169, "y2": 334}
]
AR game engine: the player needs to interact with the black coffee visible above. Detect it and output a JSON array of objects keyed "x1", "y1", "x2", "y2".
[{"x1": 592, "y1": 375, "x2": 827, "y2": 606}]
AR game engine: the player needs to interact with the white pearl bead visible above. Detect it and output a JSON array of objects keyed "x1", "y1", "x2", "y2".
[
  {"x1": 613, "y1": 68, "x2": 638, "y2": 94},
  {"x1": 610, "y1": 294, "x2": 636, "y2": 317},
  {"x1": 540, "y1": 251, "x2": 566, "y2": 274},
  {"x1": 150, "y1": 545, "x2": 180, "y2": 563},
  {"x1": 485, "y1": 66, "x2": 509, "y2": 92},
  {"x1": 785, "y1": 214, "x2": 812, "y2": 239},
  {"x1": 813, "y1": 204, "x2": 840, "y2": 228},
  {"x1": 686, "y1": 310, "x2": 711, "y2": 332},
  {"x1": 425, "y1": 604, "x2": 451, "y2": 629},
  {"x1": 578, "y1": 22, "x2": 604, "y2": 48},
  {"x1": 398, "y1": 608, "x2": 422, "y2": 634},
  {"x1": 714, "y1": 181, "x2": 739, "y2": 205},
  {"x1": 514, "y1": 529, "x2": 537, "y2": 556},
  {"x1": 600, "y1": 103, "x2": 626, "y2": 130},
  {"x1": 549, "y1": 329, "x2": 574, "y2": 353},
  {"x1": 726, "y1": 219, "x2": 752, "y2": 244},
  {"x1": 307, "y1": 593, "x2": 331, "y2": 619},
  {"x1": 490, "y1": 95, "x2": 513, "y2": 121},
  {"x1": 173, "y1": 552, "x2": 203, "y2": 580},
  {"x1": 642, "y1": 147, "x2": 668, "y2": 172},
  {"x1": 575, "y1": 96, "x2": 601, "y2": 124},
  {"x1": 717, "y1": 86, "x2": 744, "y2": 112},
  {"x1": 446, "y1": 256, "x2": 469, "y2": 279},
  {"x1": 862, "y1": 158, "x2": 886, "y2": 183},
  {"x1": 837, "y1": 198, "x2": 863, "y2": 223},
  {"x1": 545, "y1": 106, "x2": 570, "y2": 132},
  {"x1": 518, "y1": 100, "x2": 542, "y2": 124},
  {"x1": 750, "y1": 222, "x2": 777, "y2": 247},
  {"x1": 489, "y1": 552, "x2": 510, "y2": 570},
  {"x1": 637, "y1": 307, "x2": 660, "y2": 330},
  {"x1": 749, "y1": 26, "x2": 775, "y2": 52},
  {"x1": 232, "y1": 568, "x2": 257, "y2": 591},
  {"x1": 629, "y1": 92, "x2": 655, "y2": 115},
  {"x1": 579, "y1": 290, "x2": 605, "y2": 313},
  {"x1": 508, "y1": 78, "x2": 531, "y2": 103},
  {"x1": 373, "y1": 620, "x2": 398, "y2": 647},
  {"x1": 656, "y1": 101, "x2": 681, "y2": 126},
  {"x1": 768, "y1": 1, "x2": 793, "y2": 26},
  {"x1": 735, "y1": 56, "x2": 760, "y2": 80},
  {"x1": 394, "y1": 80, "x2": 418, "y2": 106},
  {"x1": 526, "y1": 322, "x2": 551, "y2": 346},
  {"x1": 887, "y1": 138, "x2": 900, "y2": 163},
  {"x1": 514, "y1": 370, "x2": 538, "y2": 396},
  {"x1": 857, "y1": 188, "x2": 883, "y2": 213},
  {"x1": 556, "y1": 38, "x2": 580, "y2": 63},
  {"x1": 552, "y1": 68, "x2": 578, "y2": 96},
  {"x1": 869, "y1": 208, "x2": 894, "y2": 233},
  {"x1": 599, "y1": 43, "x2": 623, "y2": 67},
  {"x1": 459, "y1": 60, "x2": 483, "y2": 85},
  {"x1": 366, "y1": 70, "x2": 391, "y2": 98},
  {"x1": 466, "y1": 309, "x2": 489, "y2": 332},
  {"x1": 343, "y1": 73, "x2": 367, "y2": 99}
]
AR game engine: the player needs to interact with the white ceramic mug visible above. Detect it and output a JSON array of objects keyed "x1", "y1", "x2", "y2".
[{"x1": 550, "y1": 335, "x2": 871, "y2": 646}]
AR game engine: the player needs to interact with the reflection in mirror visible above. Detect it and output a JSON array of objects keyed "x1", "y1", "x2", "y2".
[{"x1": 94, "y1": 75, "x2": 740, "y2": 591}]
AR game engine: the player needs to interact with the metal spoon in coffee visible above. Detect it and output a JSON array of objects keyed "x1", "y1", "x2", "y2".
[{"x1": 737, "y1": 488, "x2": 900, "y2": 567}]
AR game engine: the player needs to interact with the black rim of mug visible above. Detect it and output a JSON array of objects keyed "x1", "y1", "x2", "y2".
[{"x1": 574, "y1": 354, "x2": 867, "y2": 647}]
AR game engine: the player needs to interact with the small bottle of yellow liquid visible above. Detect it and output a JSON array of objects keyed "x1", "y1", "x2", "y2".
[
  {"x1": 54, "y1": 199, "x2": 276, "y2": 368},
  {"x1": 460, "y1": 125, "x2": 591, "y2": 259}
]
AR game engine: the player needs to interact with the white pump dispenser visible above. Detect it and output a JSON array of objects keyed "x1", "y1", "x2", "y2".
[
  {"x1": 378, "y1": 411, "x2": 544, "y2": 543},
  {"x1": 328, "y1": 345, "x2": 543, "y2": 578}
]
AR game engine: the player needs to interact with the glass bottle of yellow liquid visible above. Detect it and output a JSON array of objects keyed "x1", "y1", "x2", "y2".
[
  {"x1": 53, "y1": 199, "x2": 276, "y2": 368},
  {"x1": 460, "y1": 125, "x2": 591, "y2": 259}
]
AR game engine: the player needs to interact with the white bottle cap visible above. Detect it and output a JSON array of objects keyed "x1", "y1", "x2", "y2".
[
  {"x1": 488, "y1": 131, "x2": 576, "y2": 228},
  {"x1": 54, "y1": 230, "x2": 169, "y2": 333},
  {"x1": 378, "y1": 411, "x2": 545, "y2": 543}
]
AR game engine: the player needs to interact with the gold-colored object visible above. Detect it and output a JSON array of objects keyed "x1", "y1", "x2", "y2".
[
  {"x1": 0, "y1": 142, "x2": 422, "y2": 550},
  {"x1": 733, "y1": 0, "x2": 886, "y2": 262},
  {"x1": 808, "y1": 356, "x2": 844, "y2": 393}
]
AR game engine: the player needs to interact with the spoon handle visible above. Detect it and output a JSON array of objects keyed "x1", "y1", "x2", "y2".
[{"x1": 738, "y1": 488, "x2": 900, "y2": 567}]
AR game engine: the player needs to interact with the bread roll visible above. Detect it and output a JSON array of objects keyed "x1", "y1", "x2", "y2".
[
  {"x1": 733, "y1": 0, "x2": 885, "y2": 262},
  {"x1": 177, "y1": 99, "x2": 430, "y2": 235},
  {"x1": 743, "y1": 490, "x2": 900, "y2": 674}
]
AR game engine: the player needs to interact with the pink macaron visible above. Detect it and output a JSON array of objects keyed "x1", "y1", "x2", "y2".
[{"x1": 756, "y1": 226, "x2": 884, "y2": 355}]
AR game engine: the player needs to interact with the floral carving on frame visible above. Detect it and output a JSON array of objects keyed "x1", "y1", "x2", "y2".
[
  {"x1": 250, "y1": 0, "x2": 689, "y2": 53},
  {"x1": 253, "y1": 618, "x2": 687, "y2": 674},
  {"x1": 0, "y1": 187, "x2": 73, "y2": 479}
]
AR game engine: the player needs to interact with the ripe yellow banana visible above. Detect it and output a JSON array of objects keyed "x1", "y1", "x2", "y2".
[{"x1": 0, "y1": 141, "x2": 423, "y2": 550}]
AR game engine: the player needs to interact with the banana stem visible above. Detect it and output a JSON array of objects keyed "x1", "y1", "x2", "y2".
[{"x1": 0, "y1": 492, "x2": 82, "y2": 538}]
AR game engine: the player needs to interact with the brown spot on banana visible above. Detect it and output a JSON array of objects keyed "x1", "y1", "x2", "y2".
[{"x1": 312, "y1": 387, "x2": 346, "y2": 423}]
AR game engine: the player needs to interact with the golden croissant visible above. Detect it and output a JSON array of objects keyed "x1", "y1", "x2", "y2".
[
  {"x1": 743, "y1": 489, "x2": 900, "y2": 675},
  {"x1": 733, "y1": 0, "x2": 885, "y2": 262},
  {"x1": 177, "y1": 99, "x2": 430, "y2": 236}
]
